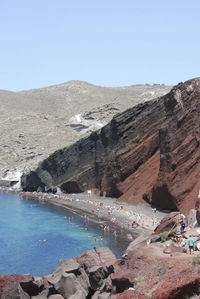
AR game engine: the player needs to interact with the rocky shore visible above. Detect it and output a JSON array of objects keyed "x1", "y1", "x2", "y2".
[{"x1": 1, "y1": 200, "x2": 200, "y2": 298}]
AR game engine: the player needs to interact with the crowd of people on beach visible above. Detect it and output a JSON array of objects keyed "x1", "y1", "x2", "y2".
[
  {"x1": 15, "y1": 189, "x2": 161, "y2": 233},
  {"x1": 2, "y1": 187, "x2": 200, "y2": 256}
]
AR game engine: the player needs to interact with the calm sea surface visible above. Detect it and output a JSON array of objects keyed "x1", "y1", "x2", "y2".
[{"x1": 0, "y1": 193, "x2": 130, "y2": 275}]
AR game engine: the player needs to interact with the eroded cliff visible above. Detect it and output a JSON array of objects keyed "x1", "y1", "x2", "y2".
[
  {"x1": 22, "y1": 78, "x2": 200, "y2": 213},
  {"x1": 21, "y1": 97, "x2": 165, "y2": 196}
]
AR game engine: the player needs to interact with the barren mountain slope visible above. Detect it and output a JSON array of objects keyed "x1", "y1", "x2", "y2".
[{"x1": 0, "y1": 81, "x2": 171, "y2": 178}]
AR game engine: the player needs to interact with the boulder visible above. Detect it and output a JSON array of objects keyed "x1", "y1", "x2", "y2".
[
  {"x1": 0, "y1": 274, "x2": 33, "y2": 298},
  {"x1": 154, "y1": 211, "x2": 180, "y2": 234},
  {"x1": 48, "y1": 258, "x2": 90, "y2": 298},
  {"x1": 126, "y1": 233, "x2": 152, "y2": 253},
  {"x1": 1, "y1": 283, "x2": 30, "y2": 299},
  {"x1": 75, "y1": 247, "x2": 117, "y2": 291},
  {"x1": 50, "y1": 258, "x2": 80, "y2": 276},
  {"x1": 49, "y1": 272, "x2": 88, "y2": 299}
]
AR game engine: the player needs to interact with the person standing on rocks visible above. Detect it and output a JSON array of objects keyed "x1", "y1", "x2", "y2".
[{"x1": 188, "y1": 235, "x2": 194, "y2": 254}]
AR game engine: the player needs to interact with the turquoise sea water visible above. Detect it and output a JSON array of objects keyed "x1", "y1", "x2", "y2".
[{"x1": 0, "y1": 193, "x2": 130, "y2": 275}]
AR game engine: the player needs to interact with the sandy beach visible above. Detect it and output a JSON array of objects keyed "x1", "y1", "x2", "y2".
[{"x1": 15, "y1": 190, "x2": 169, "y2": 238}]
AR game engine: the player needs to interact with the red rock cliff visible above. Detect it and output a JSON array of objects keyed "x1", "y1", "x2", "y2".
[
  {"x1": 21, "y1": 78, "x2": 200, "y2": 213},
  {"x1": 148, "y1": 78, "x2": 200, "y2": 213}
]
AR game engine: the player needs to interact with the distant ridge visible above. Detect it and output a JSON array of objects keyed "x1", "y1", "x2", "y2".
[{"x1": 0, "y1": 80, "x2": 171, "y2": 178}]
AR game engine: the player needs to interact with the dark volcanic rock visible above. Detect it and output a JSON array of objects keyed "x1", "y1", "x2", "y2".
[
  {"x1": 75, "y1": 247, "x2": 117, "y2": 291},
  {"x1": 0, "y1": 179, "x2": 18, "y2": 187},
  {"x1": 21, "y1": 97, "x2": 166, "y2": 198},
  {"x1": 21, "y1": 78, "x2": 200, "y2": 214},
  {"x1": 110, "y1": 271, "x2": 133, "y2": 293},
  {"x1": 48, "y1": 258, "x2": 90, "y2": 298},
  {"x1": 0, "y1": 274, "x2": 33, "y2": 298}
]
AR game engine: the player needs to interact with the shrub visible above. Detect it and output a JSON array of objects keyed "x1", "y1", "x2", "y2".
[
  {"x1": 134, "y1": 275, "x2": 145, "y2": 290},
  {"x1": 192, "y1": 254, "x2": 200, "y2": 265},
  {"x1": 158, "y1": 263, "x2": 166, "y2": 276},
  {"x1": 160, "y1": 231, "x2": 168, "y2": 242},
  {"x1": 167, "y1": 261, "x2": 174, "y2": 269}
]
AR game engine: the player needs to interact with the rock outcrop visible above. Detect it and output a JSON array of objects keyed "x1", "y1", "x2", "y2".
[
  {"x1": 21, "y1": 78, "x2": 200, "y2": 213},
  {"x1": 116, "y1": 242, "x2": 200, "y2": 299},
  {"x1": 147, "y1": 78, "x2": 200, "y2": 213},
  {"x1": 21, "y1": 95, "x2": 166, "y2": 195},
  {"x1": 2, "y1": 244, "x2": 200, "y2": 299},
  {"x1": 0, "y1": 247, "x2": 117, "y2": 299}
]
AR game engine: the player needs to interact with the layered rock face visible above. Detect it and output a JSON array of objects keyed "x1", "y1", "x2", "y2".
[
  {"x1": 21, "y1": 97, "x2": 166, "y2": 196},
  {"x1": 148, "y1": 78, "x2": 200, "y2": 212},
  {"x1": 22, "y1": 78, "x2": 200, "y2": 213}
]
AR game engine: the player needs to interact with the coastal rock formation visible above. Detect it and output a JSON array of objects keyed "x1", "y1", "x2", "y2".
[
  {"x1": 0, "y1": 247, "x2": 116, "y2": 299},
  {"x1": 110, "y1": 243, "x2": 200, "y2": 299},
  {"x1": 21, "y1": 95, "x2": 166, "y2": 196},
  {"x1": 147, "y1": 78, "x2": 200, "y2": 213},
  {"x1": 0, "y1": 274, "x2": 33, "y2": 298},
  {"x1": 154, "y1": 211, "x2": 180, "y2": 234},
  {"x1": 2, "y1": 244, "x2": 200, "y2": 298},
  {"x1": 21, "y1": 78, "x2": 200, "y2": 213}
]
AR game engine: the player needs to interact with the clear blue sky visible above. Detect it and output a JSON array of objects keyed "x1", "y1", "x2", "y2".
[{"x1": 0, "y1": 0, "x2": 199, "y2": 91}]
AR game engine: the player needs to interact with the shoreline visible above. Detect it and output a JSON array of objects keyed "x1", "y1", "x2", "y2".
[{"x1": 0, "y1": 187, "x2": 169, "y2": 241}]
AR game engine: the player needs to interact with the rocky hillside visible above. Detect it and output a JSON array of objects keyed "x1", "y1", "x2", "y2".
[
  {"x1": 21, "y1": 78, "x2": 200, "y2": 213},
  {"x1": 0, "y1": 81, "x2": 170, "y2": 178}
]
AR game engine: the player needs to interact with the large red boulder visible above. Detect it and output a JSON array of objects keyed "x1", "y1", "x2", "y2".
[
  {"x1": 154, "y1": 211, "x2": 180, "y2": 234},
  {"x1": 0, "y1": 274, "x2": 33, "y2": 298}
]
